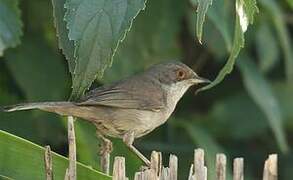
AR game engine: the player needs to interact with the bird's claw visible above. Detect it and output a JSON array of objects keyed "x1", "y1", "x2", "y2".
[{"x1": 99, "y1": 138, "x2": 113, "y2": 155}]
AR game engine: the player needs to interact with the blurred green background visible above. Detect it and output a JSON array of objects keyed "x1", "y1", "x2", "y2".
[{"x1": 0, "y1": 0, "x2": 293, "y2": 179}]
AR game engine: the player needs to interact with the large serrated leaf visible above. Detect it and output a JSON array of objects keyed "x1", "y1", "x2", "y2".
[
  {"x1": 64, "y1": 0, "x2": 146, "y2": 99},
  {"x1": 51, "y1": 0, "x2": 75, "y2": 74},
  {"x1": 103, "y1": 0, "x2": 184, "y2": 82},
  {"x1": 0, "y1": 130, "x2": 111, "y2": 180},
  {"x1": 0, "y1": 0, "x2": 22, "y2": 56},
  {"x1": 237, "y1": 56, "x2": 289, "y2": 153},
  {"x1": 197, "y1": 0, "x2": 258, "y2": 92}
]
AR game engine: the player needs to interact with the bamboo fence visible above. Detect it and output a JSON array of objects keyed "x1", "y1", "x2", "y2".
[{"x1": 112, "y1": 149, "x2": 277, "y2": 180}]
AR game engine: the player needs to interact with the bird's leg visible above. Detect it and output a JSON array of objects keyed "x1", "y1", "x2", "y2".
[
  {"x1": 123, "y1": 132, "x2": 151, "y2": 166},
  {"x1": 96, "y1": 131, "x2": 112, "y2": 174}
]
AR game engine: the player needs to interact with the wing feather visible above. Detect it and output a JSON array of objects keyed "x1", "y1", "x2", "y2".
[{"x1": 76, "y1": 77, "x2": 165, "y2": 111}]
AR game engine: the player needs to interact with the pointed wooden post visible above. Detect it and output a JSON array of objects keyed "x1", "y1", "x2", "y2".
[{"x1": 263, "y1": 154, "x2": 277, "y2": 180}]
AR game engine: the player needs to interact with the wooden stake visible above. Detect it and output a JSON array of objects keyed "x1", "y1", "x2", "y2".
[
  {"x1": 100, "y1": 152, "x2": 110, "y2": 174},
  {"x1": 65, "y1": 116, "x2": 76, "y2": 180},
  {"x1": 150, "y1": 151, "x2": 162, "y2": 178},
  {"x1": 188, "y1": 164, "x2": 194, "y2": 180},
  {"x1": 233, "y1": 158, "x2": 244, "y2": 180},
  {"x1": 169, "y1": 154, "x2": 178, "y2": 180},
  {"x1": 194, "y1": 149, "x2": 205, "y2": 180},
  {"x1": 263, "y1": 154, "x2": 277, "y2": 180},
  {"x1": 44, "y1": 145, "x2": 53, "y2": 180},
  {"x1": 216, "y1": 153, "x2": 227, "y2": 180},
  {"x1": 113, "y1": 157, "x2": 126, "y2": 180}
]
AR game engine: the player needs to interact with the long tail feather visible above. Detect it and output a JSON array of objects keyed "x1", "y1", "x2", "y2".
[{"x1": 1, "y1": 102, "x2": 72, "y2": 112}]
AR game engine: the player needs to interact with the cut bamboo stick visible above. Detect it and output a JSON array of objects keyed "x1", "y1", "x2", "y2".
[
  {"x1": 44, "y1": 145, "x2": 53, "y2": 180},
  {"x1": 65, "y1": 116, "x2": 76, "y2": 180},
  {"x1": 113, "y1": 157, "x2": 126, "y2": 180},
  {"x1": 233, "y1": 158, "x2": 244, "y2": 180},
  {"x1": 216, "y1": 153, "x2": 227, "y2": 180},
  {"x1": 169, "y1": 154, "x2": 178, "y2": 180},
  {"x1": 150, "y1": 151, "x2": 162, "y2": 177},
  {"x1": 194, "y1": 149, "x2": 205, "y2": 180},
  {"x1": 263, "y1": 154, "x2": 277, "y2": 180}
]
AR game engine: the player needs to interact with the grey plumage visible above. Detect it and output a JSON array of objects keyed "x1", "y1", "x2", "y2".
[{"x1": 1, "y1": 61, "x2": 210, "y2": 165}]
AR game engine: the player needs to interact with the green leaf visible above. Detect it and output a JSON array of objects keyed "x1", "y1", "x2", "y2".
[
  {"x1": 0, "y1": 0, "x2": 22, "y2": 56},
  {"x1": 0, "y1": 130, "x2": 111, "y2": 180},
  {"x1": 74, "y1": 120, "x2": 100, "y2": 170},
  {"x1": 210, "y1": 93, "x2": 269, "y2": 139},
  {"x1": 256, "y1": 20, "x2": 279, "y2": 73},
  {"x1": 259, "y1": 0, "x2": 293, "y2": 82},
  {"x1": 197, "y1": 0, "x2": 258, "y2": 93},
  {"x1": 103, "y1": 0, "x2": 184, "y2": 82},
  {"x1": 51, "y1": 0, "x2": 75, "y2": 74},
  {"x1": 4, "y1": 36, "x2": 68, "y2": 101},
  {"x1": 287, "y1": 0, "x2": 293, "y2": 9},
  {"x1": 0, "y1": 174, "x2": 13, "y2": 180},
  {"x1": 237, "y1": 56, "x2": 289, "y2": 153},
  {"x1": 64, "y1": 0, "x2": 146, "y2": 99},
  {"x1": 3, "y1": 36, "x2": 69, "y2": 145},
  {"x1": 192, "y1": 0, "x2": 213, "y2": 43},
  {"x1": 207, "y1": 0, "x2": 232, "y2": 50},
  {"x1": 243, "y1": 0, "x2": 258, "y2": 23}
]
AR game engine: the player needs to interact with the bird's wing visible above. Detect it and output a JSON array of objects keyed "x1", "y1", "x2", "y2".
[{"x1": 76, "y1": 77, "x2": 165, "y2": 112}]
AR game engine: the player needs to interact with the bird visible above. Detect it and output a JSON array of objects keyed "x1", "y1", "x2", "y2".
[{"x1": 1, "y1": 61, "x2": 210, "y2": 166}]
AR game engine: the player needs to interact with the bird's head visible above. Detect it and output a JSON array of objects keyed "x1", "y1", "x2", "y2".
[
  {"x1": 146, "y1": 61, "x2": 210, "y2": 102},
  {"x1": 147, "y1": 61, "x2": 210, "y2": 87}
]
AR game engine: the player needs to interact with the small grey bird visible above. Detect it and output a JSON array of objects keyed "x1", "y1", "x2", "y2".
[{"x1": 1, "y1": 61, "x2": 210, "y2": 165}]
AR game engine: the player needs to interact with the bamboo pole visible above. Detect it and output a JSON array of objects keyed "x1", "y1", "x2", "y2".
[
  {"x1": 216, "y1": 153, "x2": 227, "y2": 180},
  {"x1": 233, "y1": 158, "x2": 244, "y2": 180},
  {"x1": 194, "y1": 149, "x2": 206, "y2": 180},
  {"x1": 263, "y1": 154, "x2": 277, "y2": 180},
  {"x1": 65, "y1": 116, "x2": 76, "y2": 180},
  {"x1": 113, "y1": 157, "x2": 127, "y2": 180},
  {"x1": 169, "y1": 154, "x2": 178, "y2": 180},
  {"x1": 44, "y1": 146, "x2": 53, "y2": 180}
]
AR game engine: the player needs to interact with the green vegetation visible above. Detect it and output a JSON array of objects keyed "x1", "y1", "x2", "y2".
[{"x1": 0, "y1": 0, "x2": 292, "y2": 179}]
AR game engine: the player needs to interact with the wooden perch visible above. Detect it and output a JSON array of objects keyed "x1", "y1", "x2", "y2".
[
  {"x1": 112, "y1": 149, "x2": 279, "y2": 180},
  {"x1": 65, "y1": 116, "x2": 76, "y2": 180}
]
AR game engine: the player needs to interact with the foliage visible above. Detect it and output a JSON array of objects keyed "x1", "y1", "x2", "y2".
[
  {"x1": 0, "y1": 0, "x2": 292, "y2": 179},
  {"x1": 0, "y1": 0, "x2": 22, "y2": 56},
  {"x1": 0, "y1": 130, "x2": 111, "y2": 180}
]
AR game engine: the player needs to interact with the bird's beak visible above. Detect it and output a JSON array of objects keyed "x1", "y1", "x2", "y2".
[{"x1": 190, "y1": 74, "x2": 211, "y2": 84}]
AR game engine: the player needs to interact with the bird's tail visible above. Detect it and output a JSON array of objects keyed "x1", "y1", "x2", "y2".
[{"x1": 1, "y1": 102, "x2": 73, "y2": 112}]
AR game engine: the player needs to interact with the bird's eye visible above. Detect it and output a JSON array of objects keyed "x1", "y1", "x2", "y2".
[{"x1": 176, "y1": 70, "x2": 185, "y2": 80}]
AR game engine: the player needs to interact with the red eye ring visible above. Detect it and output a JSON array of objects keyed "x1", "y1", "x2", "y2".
[{"x1": 176, "y1": 70, "x2": 185, "y2": 79}]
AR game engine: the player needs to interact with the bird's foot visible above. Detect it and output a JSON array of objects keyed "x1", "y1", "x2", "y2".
[
  {"x1": 123, "y1": 131, "x2": 151, "y2": 166},
  {"x1": 99, "y1": 138, "x2": 113, "y2": 156}
]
